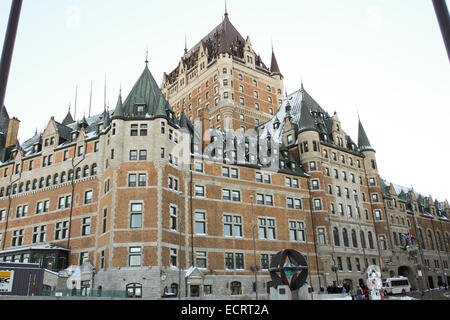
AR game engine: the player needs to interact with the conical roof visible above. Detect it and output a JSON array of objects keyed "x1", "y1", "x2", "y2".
[
  {"x1": 122, "y1": 65, "x2": 172, "y2": 118},
  {"x1": 298, "y1": 95, "x2": 318, "y2": 134},
  {"x1": 112, "y1": 92, "x2": 124, "y2": 118},
  {"x1": 270, "y1": 49, "x2": 281, "y2": 76},
  {"x1": 62, "y1": 110, "x2": 74, "y2": 126},
  {"x1": 358, "y1": 120, "x2": 375, "y2": 152}
]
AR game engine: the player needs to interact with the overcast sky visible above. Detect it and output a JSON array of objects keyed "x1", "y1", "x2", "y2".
[{"x1": 0, "y1": 0, "x2": 449, "y2": 201}]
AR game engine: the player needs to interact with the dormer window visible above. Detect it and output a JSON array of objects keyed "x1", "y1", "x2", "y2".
[
  {"x1": 72, "y1": 132, "x2": 78, "y2": 141},
  {"x1": 50, "y1": 137, "x2": 55, "y2": 145},
  {"x1": 136, "y1": 104, "x2": 146, "y2": 115}
]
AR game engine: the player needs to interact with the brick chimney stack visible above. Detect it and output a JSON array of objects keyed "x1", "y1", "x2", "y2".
[{"x1": 5, "y1": 117, "x2": 20, "y2": 147}]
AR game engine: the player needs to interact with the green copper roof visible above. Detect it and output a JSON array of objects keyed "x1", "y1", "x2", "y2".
[
  {"x1": 121, "y1": 65, "x2": 172, "y2": 119},
  {"x1": 358, "y1": 120, "x2": 375, "y2": 152},
  {"x1": 62, "y1": 110, "x2": 74, "y2": 126},
  {"x1": 298, "y1": 95, "x2": 318, "y2": 134},
  {"x1": 112, "y1": 92, "x2": 124, "y2": 118}
]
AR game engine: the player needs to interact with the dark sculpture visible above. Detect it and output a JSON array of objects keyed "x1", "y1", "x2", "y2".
[{"x1": 269, "y1": 249, "x2": 309, "y2": 291}]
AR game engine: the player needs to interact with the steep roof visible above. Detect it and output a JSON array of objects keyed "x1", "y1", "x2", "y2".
[
  {"x1": 62, "y1": 110, "x2": 74, "y2": 126},
  {"x1": 358, "y1": 120, "x2": 375, "y2": 152},
  {"x1": 270, "y1": 49, "x2": 282, "y2": 76},
  {"x1": 121, "y1": 65, "x2": 174, "y2": 120}
]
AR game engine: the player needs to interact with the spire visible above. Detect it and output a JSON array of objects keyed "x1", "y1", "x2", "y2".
[
  {"x1": 218, "y1": 20, "x2": 230, "y2": 54},
  {"x1": 62, "y1": 107, "x2": 75, "y2": 126},
  {"x1": 298, "y1": 92, "x2": 317, "y2": 134},
  {"x1": 145, "y1": 47, "x2": 149, "y2": 65},
  {"x1": 184, "y1": 34, "x2": 188, "y2": 55},
  {"x1": 112, "y1": 90, "x2": 124, "y2": 119},
  {"x1": 225, "y1": 0, "x2": 228, "y2": 17},
  {"x1": 270, "y1": 46, "x2": 282, "y2": 76},
  {"x1": 358, "y1": 119, "x2": 375, "y2": 152}
]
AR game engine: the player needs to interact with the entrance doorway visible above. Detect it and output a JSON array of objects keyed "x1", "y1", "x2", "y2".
[
  {"x1": 398, "y1": 266, "x2": 416, "y2": 290},
  {"x1": 190, "y1": 285, "x2": 200, "y2": 297},
  {"x1": 428, "y1": 276, "x2": 434, "y2": 289}
]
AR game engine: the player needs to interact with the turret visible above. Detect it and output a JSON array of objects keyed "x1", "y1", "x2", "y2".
[
  {"x1": 358, "y1": 119, "x2": 378, "y2": 175},
  {"x1": 297, "y1": 91, "x2": 320, "y2": 171}
]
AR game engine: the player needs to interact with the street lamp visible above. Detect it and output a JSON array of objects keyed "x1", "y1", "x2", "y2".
[
  {"x1": 250, "y1": 195, "x2": 258, "y2": 300},
  {"x1": 178, "y1": 191, "x2": 183, "y2": 300}
]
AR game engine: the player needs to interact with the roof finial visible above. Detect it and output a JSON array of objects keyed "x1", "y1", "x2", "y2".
[
  {"x1": 184, "y1": 34, "x2": 188, "y2": 55},
  {"x1": 225, "y1": 0, "x2": 228, "y2": 16},
  {"x1": 145, "y1": 48, "x2": 149, "y2": 65},
  {"x1": 88, "y1": 80, "x2": 93, "y2": 118}
]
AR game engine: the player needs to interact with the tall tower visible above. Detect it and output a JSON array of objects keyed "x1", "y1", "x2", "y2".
[{"x1": 161, "y1": 10, "x2": 285, "y2": 133}]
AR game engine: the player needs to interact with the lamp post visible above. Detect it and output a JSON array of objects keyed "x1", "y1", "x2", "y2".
[
  {"x1": 0, "y1": 0, "x2": 23, "y2": 112},
  {"x1": 178, "y1": 191, "x2": 183, "y2": 300},
  {"x1": 250, "y1": 195, "x2": 258, "y2": 300}
]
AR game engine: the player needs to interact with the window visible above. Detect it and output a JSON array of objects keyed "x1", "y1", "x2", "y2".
[
  {"x1": 84, "y1": 190, "x2": 93, "y2": 204},
  {"x1": 129, "y1": 150, "x2": 138, "y2": 161},
  {"x1": 195, "y1": 185, "x2": 205, "y2": 197},
  {"x1": 379, "y1": 235, "x2": 387, "y2": 250},
  {"x1": 369, "y1": 178, "x2": 376, "y2": 186},
  {"x1": 333, "y1": 227, "x2": 340, "y2": 246},
  {"x1": 11, "y1": 229, "x2": 24, "y2": 247},
  {"x1": 265, "y1": 195, "x2": 273, "y2": 206},
  {"x1": 225, "y1": 253, "x2": 244, "y2": 270},
  {"x1": 223, "y1": 215, "x2": 242, "y2": 237},
  {"x1": 314, "y1": 199, "x2": 322, "y2": 210},
  {"x1": 130, "y1": 124, "x2": 138, "y2": 136},
  {"x1": 81, "y1": 217, "x2": 91, "y2": 236},
  {"x1": 230, "y1": 281, "x2": 242, "y2": 295},
  {"x1": 168, "y1": 177, "x2": 179, "y2": 191},
  {"x1": 374, "y1": 210, "x2": 382, "y2": 221},
  {"x1": 311, "y1": 180, "x2": 319, "y2": 190},
  {"x1": 195, "y1": 212, "x2": 206, "y2": 235},
  {"x1": 32, "y1": 225, "x2": 47, "y2": 243},
  {"x1": 169, "y1": 205, "x2": 177, "y2": 231},
  {"x1": 337, "y1": 257, "x2": 343, "y2": 271},
  {"x1": 289, "y1": 221, "x2": 305, "y2": 242},
  {"x1": 102, "y1": 209, "x2": 107, "y2": 233},
  {"x1": 346, "y1": 257, "x2": 352, "y2": 272},
  {"x1": 138, "y1": 174, "x2": 146, "y2": 187},
  {"x1": 261, "y1": 254, "x2": 274, "y2": 270},
  {"x1": 343, "y1": 228, "x2": 349, "y2": 247},
  {"x1": 170, "y1": 248, "x2": 178, "y2": 267},
  {"x1": 371, "y1": 194, "x2": 379, "y2": 202},
  {"x1": 129, "y1": 247, "x2": 142, "y2": 267},
  {"x1": 258, "y1": 217, "x2": 276, "y2": 240},
  {"x1": 194, "y1": 162, "x2": 203, "y2": 173},
  {"x1": 318, "y1": 228, "x2": 326, "y2": 245},
  {"x1": 130, "y1": 204, "x2": 143, "y2": 228},
  {"x1": 352, "y1": 230, "x2": 358, "y2": 248}
]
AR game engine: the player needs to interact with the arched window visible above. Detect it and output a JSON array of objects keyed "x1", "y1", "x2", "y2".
[
  {"x1": 126, "y1": 283, "x2": 142, "y2": 298},
  {"x1": 351, "y1": 229, "x2": 358, "y2": 248},
  {"x1": 230, "y1": 281, "x2": 242, "y2": 295},
  {"x1": 342, "y1": 228, "x2": 349, "y2": 247},
  {"x1": 368, "y1": 231, "x2": 374, "y2": 249},
  {"x1": 436, "y1": 231, "x2": 443, "y2": 251},
  {"x1": 68, "y1": 170, "x2": 74, "y2": 181},
  {"x1": 91, "y1": 163, "x2": 97, "y2": 176},
  {"x1": 75, "y1": 168, "x2": 81, "y2": 179},
  {"x1": 419, "y1": 229, "x2": 426, "y2": 250},
  {"x1": 39, "y1": 177, "x2": 45, "y2": 188},
  {"x1": 18, "y1": 182, "x2": 24, "y2": 193},
  {"x1": 61, "y1": 171, "x2": 66, "y2": 183},
  {"x1": 46, "y1": 175, "x2": 51, "y2": 187},
  {"x1": 360, "y1": 231, "x2": 367, "y2": 248},
  {"x1": 0, "y1": 187, "x2": 4, "y2": 197},
  {"x1": 32, "y1": 179, "x2": 37, "y2": 190},
  {"x1": 53, "y1": 173, "x2": 59, "y2": 185},
  {"x1": 83, "y1": 165, "x2": 89, "y2": 178},
  {"x1": 379, "y1": 235, "x2": 387, "y2": 250},
  {"x1": 428, "y1": 230, "x2": 435, "y2": 250},
  {"x1": 170, "y1": 283, "x2": 179, "y2": 296},
  {"x1": 12, "y1": 184, "x2": 17, "y2": 195},
  {"x1": 25, "y1": 181, "x2": 30, "y2": 191},
  {"x1": 333, "y1": 227, "x2": 340, "y2": 246}
]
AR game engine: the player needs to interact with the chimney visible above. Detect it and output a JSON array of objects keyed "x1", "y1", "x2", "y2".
[
  {"x1": 199, "y1": 108, "x2": 211, "y2": 151},
  {"x1": 5, "y1": 117, "x2": 20, "y2": 147}
]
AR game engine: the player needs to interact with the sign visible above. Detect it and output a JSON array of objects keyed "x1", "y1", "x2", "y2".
[{"x1": 0, "y1": 270, "x2": 14, "y2": 293}]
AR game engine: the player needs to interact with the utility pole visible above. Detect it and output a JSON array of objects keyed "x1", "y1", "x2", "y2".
[
  {"x1": 0, "y1": 0, "x2": 23, "y2": 112},
  {"x1": 432, "y1": 0, "x2": 450, "y2": 61}
]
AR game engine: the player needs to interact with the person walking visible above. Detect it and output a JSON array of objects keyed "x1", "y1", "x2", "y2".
[
  {"x1": 350, "y1": 286, "x2": 356, "y2": 300},
  {"x1": 363, "y1": 285, "x2": 369, "y2": 300},
  {"x1": 356, "y1": 286, "x2": 363, "y2": 300}
]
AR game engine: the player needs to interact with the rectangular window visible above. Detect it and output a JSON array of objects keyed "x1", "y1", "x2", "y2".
[
  {"x1": 258, "y1": 218, "x2": 276, "y2": 240},
  {"x1": 196, "y1": 251, "x2": 207, "y2": 269},
  {"x1": 138, "y1": 174, "x2": 146, "y2": 187},
  {"x1": 82, "y1": 217, "x2": 91, "y2": 236},
  {"x1": 195, "y1": 186, "x2": 205, "y2": 197},
  {"x1": 129, "y1": 150, "x2": 138, "y2": 161},
  {"x1": 128, "y1": 174, "x2": 137, "y2": 187},
  {"x1": 170, "y1": 248, "x2": 177, "y2": 267},
  {"x1": 265, "y1": 195, "x2": 273, "y2": 206},
  {"x1": 84, "y1": 190, "x2": 93, "y2": 204},
  {"x1": 223, "y1": 215, "x2": 242, "y2": 237},
  {"x1": 289, "y1": 221, "x2": 305, "y2": 242},
  {"x1": 195, "y1": 212, "x2": 206, "y2": 235},
  {"x1": 314, "y1": 199, "x2": 322, "y2": 211},
  {"x1": 129, "y1": 247, "x2": 142, "y2": 267},
  {"x1": 169, "y1": 205, "x2": 177, "y2": 231},
  {"x1": 139, "y1": 150, "x2": 147, "y2": 161},
  {"x1": 102, "y1": 209, "x2": 107, "y2": 233}
]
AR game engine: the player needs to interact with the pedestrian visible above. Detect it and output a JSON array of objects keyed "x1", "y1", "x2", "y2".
[
  {"x1": 356, "y1": 286, "x2": 363, "y2": 300},
  {"x1": 342, "y1": 286, "x2": 347, "y2": 294},
  {"x1": 350, "y1": 287, "x2": 356, "y2": 300},
  {"x1": 363, "y1": 285, "x2": 369, "y2": 300}
]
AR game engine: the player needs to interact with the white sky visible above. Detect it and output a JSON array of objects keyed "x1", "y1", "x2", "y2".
[{"x1": 0, "y1": 0, "x2": 449, "y2": 201}]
